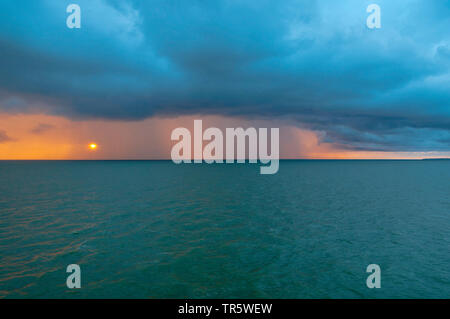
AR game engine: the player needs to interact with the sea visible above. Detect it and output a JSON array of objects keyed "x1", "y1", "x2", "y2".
[{"x1": 0, "y1": 160, "x2": 449, "y2": 298}]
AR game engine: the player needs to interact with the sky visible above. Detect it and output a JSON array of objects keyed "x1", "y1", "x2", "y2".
[{"x1": 0, "y1": 0, "x2": 449, "y2": 159}]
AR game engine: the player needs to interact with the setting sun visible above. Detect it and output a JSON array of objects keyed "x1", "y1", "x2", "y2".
[{"x1": 89, "y1": 143, "x2": 98, "y2": 150}]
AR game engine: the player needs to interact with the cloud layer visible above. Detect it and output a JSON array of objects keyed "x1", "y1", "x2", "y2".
[{"x1": 0, "y1": 0, "x2": 449, "y2": 152}]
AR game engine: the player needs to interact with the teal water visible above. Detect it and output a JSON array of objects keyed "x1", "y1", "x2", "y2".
[{"x1": 0, "y1": 160, "x2": 449, "y2": 298}]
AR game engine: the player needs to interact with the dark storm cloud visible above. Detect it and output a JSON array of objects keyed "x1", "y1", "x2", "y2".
[{"x1": 0, "y1": 0, "x2": 449, "y2": 151}]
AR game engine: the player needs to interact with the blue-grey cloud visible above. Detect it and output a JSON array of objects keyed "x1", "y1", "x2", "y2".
[
  {"x1": 0, "y1": 0, "x2": 449, "y2": 151},
  {"x1": 0, "y1": 130, "x2": 14, "y2": 143},
  {"x1": 30, "y1": 123, "x2": 55, "y2": 135}
]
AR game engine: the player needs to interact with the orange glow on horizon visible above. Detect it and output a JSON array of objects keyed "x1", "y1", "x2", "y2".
[{"x1": 0, "y1": 112, "x2": 449, "y2": 160}]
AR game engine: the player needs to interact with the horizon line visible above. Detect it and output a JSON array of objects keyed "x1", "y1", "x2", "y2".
[{"x1": 1, "y1": 158, "x2": 449, "y2": 161}]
